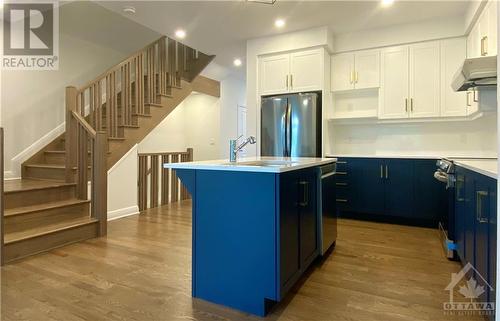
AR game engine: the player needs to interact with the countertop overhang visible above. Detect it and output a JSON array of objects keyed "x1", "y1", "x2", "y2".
[{"x1": 163, "y1": 157, "x2": 336, "y2": 173}]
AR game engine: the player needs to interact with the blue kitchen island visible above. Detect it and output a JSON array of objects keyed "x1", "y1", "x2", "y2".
[{"x1": 164, "y1": 157, "x2": 336, "y2": 316}]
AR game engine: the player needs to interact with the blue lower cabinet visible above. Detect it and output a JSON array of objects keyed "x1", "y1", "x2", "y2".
[
  {"x1": 349, "y1": 158, "x2": 385, "y2": 215},
  {"x1": 384, "y1": 159, "x2": 415, "y2": 218},
  {"x1": 453, "y1": 166, "x2": 497, "y2": 318},
  {"x1": 279, "y1": 167, "x2": 319, "y2": 299},
  {"x1": 454, "y1": 169, "x2": 466, "y2": 262},
  {"x1": 333, "y1": 157, "x2": 444, "y2": 226}
]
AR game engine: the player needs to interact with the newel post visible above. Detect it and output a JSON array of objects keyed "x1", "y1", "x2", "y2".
[
  {"x1": 93, "y1": 132, "x2": 108, "y2": 236},
  {"x1": 187, "y1": 148, "x2": 194, "y2": 162},
  {"x1": 65, "y1": 86, "x2": 78, "y2": 183}
]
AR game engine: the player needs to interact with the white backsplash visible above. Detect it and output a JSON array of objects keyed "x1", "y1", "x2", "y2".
[{"x1": 327, "y1": 113, "x2": 497, "y2": 158}]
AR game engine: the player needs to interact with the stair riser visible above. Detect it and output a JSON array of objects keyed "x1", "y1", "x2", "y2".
[
  {"x1": 44, "y1": 153, "x2": 91, "y2": 165},
  {"x1": 5, "y1": 185, "x2": 76, "y2": 209},
  {"x1": 4, "y1": 222, "x2": 98, "y2": 263},
  {"x1": 24, "y1": 166, "x2": 66, "y2": 181},
  {"x1": 5, "y1": 202, "x2": 90, "y2": 234}
]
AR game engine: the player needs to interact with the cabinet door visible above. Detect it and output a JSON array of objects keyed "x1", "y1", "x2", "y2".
[
  {"x1": 440, "y1": 38, "x2": 467, "y2": 117},
  {"x1": 384, "y1": 159, "x2": 415, "y2": 218},
  {"x1": 260, "y1": 54, "x2": 290, "y2": 95},
  {"x1": 279, "y1": 171, "x2": 300, "y2": 292},
  {"x1": 488, "y1": 180, "x2": 496, "y2": 307},
  {"x1": 298, "y1": 169, "x2": 318, "y2": 267},
  {"x1": 455, "y1": 170, "x2": 466, "y2": 262},
  {"x1": 354, "y1": 50, "x2": 380, "y2": 89},
  {"x1": 464, "y1": 171, "x2": 476, "y2": 265},
  {"x1": 413, "y1": 160, "x2": 447, "y2": 223},
  {"x1": 467, "y1": 23, "x2": 481, "y2": 58},
  {"x1": 331, "y1": 53, "x2": 354, "y2": 92},
  {"x1": 409, "y1": 41, "x2": 441, "y2": 118},
  {"x1": 348, "y1": 158, "x2": 385, "y2": 214},
  {"x1": 474, "y1": 174, "x2": 490, "y2": 305},
  {"x1": 290, "y1": 49, "x2": 323, "y2": 92},
  {"x1": 486, "y1": 0, "x2": 497, "y2": 56},
  {"x1": 478, "y1": 3, "x2": 490, "y2": 57},
  {"x1": 380, "y1": 46, "x2": 410, "y2": 119}
]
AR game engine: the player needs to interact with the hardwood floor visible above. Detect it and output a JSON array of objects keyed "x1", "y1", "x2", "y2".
[{"x1": 0, "y1": 200, "x2": 486, "y2": 321}]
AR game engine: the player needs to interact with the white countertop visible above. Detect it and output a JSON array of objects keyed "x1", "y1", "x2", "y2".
[
  {"x1": 163, "y1": 157, "x2": 336, "y2": 173},
  {"x1": 326, "y1": 154, "x2": 442, "y2": 160},
  {"x1": 452, "y1": 159, "x2": 498, "y2": 179}
]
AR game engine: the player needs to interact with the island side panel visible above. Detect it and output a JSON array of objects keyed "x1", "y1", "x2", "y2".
[{"x1": 193, "y1": 170, "x2": 277, "y2": 316}]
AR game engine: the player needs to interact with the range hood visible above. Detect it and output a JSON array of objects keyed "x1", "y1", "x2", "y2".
[{"x1": 452, "y1": 55, "x2": 497, "y2": 92}]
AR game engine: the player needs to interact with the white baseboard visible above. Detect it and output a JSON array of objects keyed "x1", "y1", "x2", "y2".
[
  {"x1": 10, "y1": 123, "x2": 65, "y2": 177},
  {"x1": 108, "y1": 205, "x2": 140, "y2": 221},
  {"x1": 4, "y1": 171, "x2": 20, "y2": 180}
]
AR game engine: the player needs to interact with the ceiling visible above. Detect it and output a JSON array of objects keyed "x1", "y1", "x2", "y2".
[{"x1": 98, "y1": 0, "x2": 470, "y2": 79}]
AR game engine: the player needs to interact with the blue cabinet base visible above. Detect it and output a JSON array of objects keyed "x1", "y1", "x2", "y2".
[{"x1": 175, "y1": 168, "x2": 321, "y2": 317}]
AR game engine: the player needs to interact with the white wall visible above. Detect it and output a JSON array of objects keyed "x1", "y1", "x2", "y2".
[
  {"x1": 139, "y1": 92, "x2": 222, "y2": 160},
  {"x1": 328, "y1": 114, "x2": 497, "y2": 158},
  {"x1": 1, "y1": 1, "x2": 161, "y2": 177},
  {"x1": 107, "y1": 145, "x2": 139, "y2": 220},
  {"x1": 246, "y1": 27, "x2": 333, "y2": 156},
  {"x1": 220, "y1": 75, "x2": 246, "y2": 158}
]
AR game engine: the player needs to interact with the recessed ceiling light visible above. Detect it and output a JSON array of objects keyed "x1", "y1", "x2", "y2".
[
  {"x1": 233, "y1": 58, "x2": 243, "y2": 67},
  {"x1": 275, "y1": 18, "x2": 285, "y2": 28},
  {"x1": 123, "y1": 6, "x2": 136, "y2": 14},
  {"x1": 175, "y1": 29, "x2": 186, "y2": 39},
  {"x1": 381, "y1": 0, "x2": 394, "y2": 7}
]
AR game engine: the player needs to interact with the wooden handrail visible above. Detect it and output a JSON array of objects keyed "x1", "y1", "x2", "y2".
[
  {"x1": 137, "y1": 151, "x2": 191, "y2": 157},
  {"x1": 71, "y1": 111, "x2": 96, "y2": 138}
]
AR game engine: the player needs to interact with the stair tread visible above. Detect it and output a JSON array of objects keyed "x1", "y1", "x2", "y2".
[
  {"x1": 4, "y1": 179, "x2": 75, "y2": 194},
  {"x1": 5, "y1": 216, "x2": 98, "y2": 244},
  {"x1": 5, "y1": 199, "x2": 90, "y2": 217},
  {"x1": 24, "y1": 164, "x2": 91, "y2": 170}
]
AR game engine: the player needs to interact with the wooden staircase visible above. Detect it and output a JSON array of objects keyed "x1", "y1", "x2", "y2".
[{"x1": 1, "y1": 36, "x2": 216, "y2": 264}]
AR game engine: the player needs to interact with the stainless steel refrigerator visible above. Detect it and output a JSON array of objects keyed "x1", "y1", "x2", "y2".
[{"x1": 261, "y1": 92, "x2": 321, "y2": 157}]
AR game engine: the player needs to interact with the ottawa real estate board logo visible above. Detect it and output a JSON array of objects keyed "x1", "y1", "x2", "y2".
[
  {"x1": 2, "y1": 1, "x2": 59, "y2": 70},
  {"x1": 444, "y1": 262, "x2": 495, "y2": 316}
]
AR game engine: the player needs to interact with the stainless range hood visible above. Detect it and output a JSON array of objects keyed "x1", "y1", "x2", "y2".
[{"x1": 452, "y1": 55, "x2": 497, "y2": 92}]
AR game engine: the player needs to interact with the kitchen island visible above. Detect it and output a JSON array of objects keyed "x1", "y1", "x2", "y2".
[{"x1": 163, "y1": 157, "x2": 336, "y2": 316}]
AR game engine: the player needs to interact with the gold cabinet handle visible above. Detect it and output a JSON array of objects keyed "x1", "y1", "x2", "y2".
[
  {"x1": 385, "y1": 165, "x2": 388, "y2": 179},
  {"x1": 466, "y1": 91, "x2": 472, "y2": 107},
  {"x1": 290, "y1": 74, "x2": 293, "y2": 89},
  {"x1": 380, "y1": 165, "x2": 383, "y2": 178},
  {"x1": 350, "y1": 71, "x2": 354, "y2": 84},
  {"x1": 286, "y1": 75, "x2": 289, "y2": 89},
  {"x1": 481, "y1": 36, "x2": 488, "y2": 56},
  {"x1": 473, "y1": 88, "x2": 478, "y2": 103},
  {"x1": 355, "y1": 71, "x2": 359, "y2": 84},
  {"x1": 410, "y1": 98, "x2": 414, "y2": 112},
  {"x1": 405, "y1": 98, "x2": 408, "y2": 112}
]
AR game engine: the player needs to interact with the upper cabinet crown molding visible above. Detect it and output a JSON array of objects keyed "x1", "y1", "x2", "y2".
[
  {"x1": 330, "y1": 49, "x2": 380, "y2": 92},
  {"x1": 259, "y1": 48, "x2": 324, "y2": 96}
]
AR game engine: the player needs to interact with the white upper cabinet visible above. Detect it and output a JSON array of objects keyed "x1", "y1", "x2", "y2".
[
  {"x1": 331, "y1": 53, "x2": 354, "y2": 91},
  {"x1": 259, "y1": 54, "x2": 290, "y2": 95},
  {"x1": 409, "y1": 41, "x2": 440, "y2": 118},
  {"x1": 379, "y1": 46, "x2": 410, "y2": 119},
  {"x1": 467, "y1": 0, "x2": 497, "y2": 58},
  {"x1": 354, "y1": 50, "x2": 380, "y2": 89},
  {"x1": 441, "y1": 38, "x2": 467, "y2": 117},
  {"x1": 259, "y1": 48, "x2": 323, "y2": 95},
  {"x1": 330, "y1": 50, "x2": 380, "y2": 91},
  {"x1": 290, "y1": 49, "x2": 324, "y2": 92}
]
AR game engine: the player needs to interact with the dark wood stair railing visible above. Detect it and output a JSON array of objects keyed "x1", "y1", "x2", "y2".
[
  {"x1": 138, "y1": 148, "x2": 193, "y2": 211},
  {"x1": 66, "y1": 87, "x2": 108, "y2": 236}
]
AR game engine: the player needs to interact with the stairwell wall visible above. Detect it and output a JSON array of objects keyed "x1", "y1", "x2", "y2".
[{"x1": 1, "y1": 1, "x2": 161, "y2": 177}]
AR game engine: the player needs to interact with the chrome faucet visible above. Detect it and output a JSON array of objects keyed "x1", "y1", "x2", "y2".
[{"x1": 229, "y1": 135, "x2": 256, "y2": 162}]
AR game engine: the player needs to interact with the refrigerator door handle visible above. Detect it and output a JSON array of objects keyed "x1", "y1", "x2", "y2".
[
  {"x1": 283, "y1": 102, "x2": 289, "y2": 157},
  {"x1": 286, "y1": 103, "x2": 292, "y2": 157}
]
